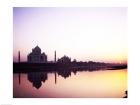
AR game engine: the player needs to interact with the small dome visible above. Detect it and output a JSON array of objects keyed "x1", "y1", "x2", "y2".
[{"x1": 41, "y1": 52, "x2": 46, "y2": 56}]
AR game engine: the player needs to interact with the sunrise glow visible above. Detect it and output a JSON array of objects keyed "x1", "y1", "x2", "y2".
[{"x1": 13, "y1": 7, "x2": 127, "y2": 63}]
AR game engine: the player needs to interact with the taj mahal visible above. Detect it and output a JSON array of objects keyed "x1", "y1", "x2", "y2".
[{"x1": 27, "y1": 46, "x2": 47, "y2": 63}]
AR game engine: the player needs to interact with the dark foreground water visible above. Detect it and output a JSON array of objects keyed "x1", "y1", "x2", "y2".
[{"x1": 13, "y1": 69, "x2": 127, "y2": 98}]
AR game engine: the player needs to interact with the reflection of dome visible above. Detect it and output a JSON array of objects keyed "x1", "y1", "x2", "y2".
[
  {"x1": 58, "y1": 69, "x2": 71, "y2": 79},
  {"x1": 27, "y1": 72, "x2": 48, "y2": 89},
  {"x1": 33, "y1": 81, "x2": 42, "y2": 89}
]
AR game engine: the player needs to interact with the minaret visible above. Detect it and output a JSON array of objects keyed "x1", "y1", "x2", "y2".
[
  {"x1": 54, "y1": 50, "x2": 57, "y2": 84},
  {"x1": 18, "y1": 51, "x2": 20, "y2": 63},
  {"x1": 54, "y1": 50, "x2": 56, "y2": 63},
  {"x1": 18, "y1": 51, "x2": 21, "y2": 84},
  {"x1": 18, "y1": 73, "x2": 21, "y2": 85}
]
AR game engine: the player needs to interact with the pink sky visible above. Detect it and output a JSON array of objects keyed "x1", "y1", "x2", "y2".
[{"x1": 13, "y1": 7, "x2": 127, "y2": 63}]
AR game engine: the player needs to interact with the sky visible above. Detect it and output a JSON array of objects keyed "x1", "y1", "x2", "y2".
[{"x1": 13, "y1": 7, "x2": 127, "y2": 63}]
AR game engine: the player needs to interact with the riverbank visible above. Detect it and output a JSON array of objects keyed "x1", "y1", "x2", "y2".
[{"x1": 13, "y1": 62, "x2": 127, "y2": 73}]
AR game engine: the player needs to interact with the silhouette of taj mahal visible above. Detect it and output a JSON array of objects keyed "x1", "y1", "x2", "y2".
[
  {"x1": 27, "y1": 46, "x2": 47, "y2": 63},
  {"x1": 24, "y1": 45, "x2": 71, "y2": 63}
]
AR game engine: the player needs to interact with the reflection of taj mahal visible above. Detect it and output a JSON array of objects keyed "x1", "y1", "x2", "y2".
[{"x1": 27, "y1": 46, "x2": 47, "y2": 63}]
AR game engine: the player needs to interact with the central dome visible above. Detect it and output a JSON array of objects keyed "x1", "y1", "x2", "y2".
[{"x1": 34, "y1": 45, "x2": 41, "y2": 51}]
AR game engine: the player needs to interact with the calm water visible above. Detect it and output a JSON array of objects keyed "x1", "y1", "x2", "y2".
[{"x1": 13, "y1": 69, "x2": 127, "y2": 98}]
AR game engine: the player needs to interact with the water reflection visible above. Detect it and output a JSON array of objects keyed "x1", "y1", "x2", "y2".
[
  {"x1": 27, "y1": 72, "x2": 48, "y2": 89},
  {"x1": 55, "y1": 71, "x2": 57, "y2": 84},
  {"x1": 24, "y1": 69, "x2": 73, "y2": 89},
  {"x1": 18, "y1": 73, "x2": 21, "y2": 85},
  {"x1": 14, "y1": 69, "x2": 127, "y2": 98},
  {"x1": 58, "y1": 69, "x2": 71, "y2": 79}
]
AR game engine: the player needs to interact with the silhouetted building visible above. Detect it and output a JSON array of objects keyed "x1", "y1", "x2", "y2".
[
  {"x1": 123, "y1": 90, "x2": 127, "y2": 98},
  {"x1": 73, "y1": 59, "x2": 77, "y2": 63},
  {"x1": 57, "y1": 55, "x2": 71, "y2": 63},
  {"x1": 27, "y1": 46, "x2": 47, "y2": 63}
]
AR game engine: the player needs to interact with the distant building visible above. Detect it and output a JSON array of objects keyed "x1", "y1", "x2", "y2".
[
  {"x1": 27, "y1": 46, "x2": 47, "y2": 63},
  {"x1": 57, "y1": 55, "x2": 71, "y2": 63}
]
